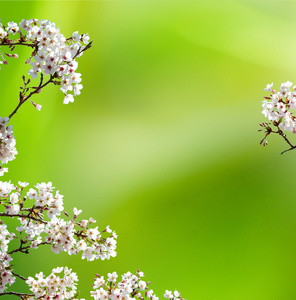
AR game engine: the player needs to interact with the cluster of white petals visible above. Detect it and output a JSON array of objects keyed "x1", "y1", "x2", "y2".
[
  {"x1": 0, "y1": 117, "x2": 17, "y2": 176},
  {"x1": 0, "y1": 19, "x2": 90, "y2": 104},
  {"x1": 26, "y1": 266, "x2": 81, "y2": 300},
  {"x1": 26, "y1": 181, "x2": 64, "y2": 219},
  {"x1": 90, "y1": 270, "x2": 185, "y2": 300},
  {"x1": 0, "y1": 223, "x2": 16, "y2": 292},
  {"x1": 262, "y1": 81, "x2": 296, "y2": 133},
  {"x1": 1, "y1": 181, "x2": 117, "y2": 261},
  {"x1": 0, "y1": 19, "x2": 186, "y2": 300},
  {"x1": 0, "y1": 181, "x2": 15, "y2": 196}
]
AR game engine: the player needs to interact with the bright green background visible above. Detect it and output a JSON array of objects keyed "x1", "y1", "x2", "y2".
[{"x1": 1, "y1": 1, "x2": 296, "y2": 299}]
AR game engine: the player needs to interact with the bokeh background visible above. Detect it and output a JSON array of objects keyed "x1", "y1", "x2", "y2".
[{"x1": 1, "y1": 0, "x2": 296, "y2": 299}]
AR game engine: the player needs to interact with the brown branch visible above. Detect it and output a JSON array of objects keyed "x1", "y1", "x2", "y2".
[
  {"x1": 281, "y1": 146, "x2": 296, "y2": 155},
  {"x1": 8, "y1": 241, "x2": 50, "y2": 255},
  {"x1": 276, "y1": 129, "x2": 294, "y2": 147},
  {"x1": 11, "y1": 272, "x2": 27, "y2": 281},
  {"x1": 0, "y1": 42, "x2": 36, "y2": 48},
  {"x1": 266, "y1": 126, "x2": 296, "y2": 155},
  {"x1": 0, "y1": 291, "x2": 34, "y2": 298},
  {"x1": 9, "y1": 73, "x2": 55, "y2": 120},
  {"x1": 72, "y1": 40, "x2": 92, "y2": 60},
  {"x1": 0, "y1": 212, "x2": 46, "y2": 224},
  {"x1": 275, "y1": 131, "x2": 296, "y2": 154}
]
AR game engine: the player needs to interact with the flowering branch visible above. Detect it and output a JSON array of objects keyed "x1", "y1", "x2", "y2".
[
  {"x1": 0, "y1": 19, "x2": 92, "y2": 175},
  {"x1": 259, "y1": 121, "x2": 296, "y2": 154},
  {"x1": 8, "y1": 241, "x2": 49, "y2": 255},
  {"x1": 259, "y1": 82, "x2": 296, "y2": 154},
  {"x1": 0, "y1": 19, "x2": 187, "y2": 300},
  {"x1": 9, "y1": 73, "x2": 53, "y2": 120}
]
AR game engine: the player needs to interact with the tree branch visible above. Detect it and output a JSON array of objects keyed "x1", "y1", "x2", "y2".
[
  {"x1": 0, "y1": 212, "x2": 46, "y2": 224},
  {"x1": 0, "y1": 291, "x2": 34, "y2": 298},
  {"x1": 9, "y1": 73, "x2": 54, "y2": 120},
  {"x1": 11, "y1": 272, "x2": 27, "y2": 281},
  {"x1": 8, "y1": 241, "x2": 50, "y2": 255}
]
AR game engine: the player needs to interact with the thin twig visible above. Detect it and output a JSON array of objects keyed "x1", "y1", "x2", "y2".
[
  {"x1": 8, "y1": 241, "x2": 49, "y2": 255},
  {"x1": 0, "y1": 291, "x2": 34, "y2": 298},
  {"x1": 0, "y1": 212, "x2": 46, "y2": 224},
  {"x1": 11, "y1": 272, "x2": 27, "y2": 281},
  {"x1": 268, "y1": 126, "x2": 296, "y2": 155},
  {"x1": 9, "y1": 74, "x2": 54, "y2": 120},
  {"x1": 0, "y1": 41, "x2": 37, "y2": 48}
]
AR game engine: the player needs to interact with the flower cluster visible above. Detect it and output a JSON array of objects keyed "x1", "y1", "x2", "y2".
[
  {"x1": 0, "y1": 180, "x2": 117, "y2": 294},
  {"x1": 0, "y1": 222, "x2": 16, "y2": 292},
  {"x1": 0, "y1": 19, "x2": 187, "y2": 300},
  {"x1": 262, "y1": 81, "x2": 296, "y2": 133},
  {"x1": 0, "y1": 19, "x2": 90, "y2": 104},
  {"x1": 13, "y1": 181, "x2": 116, "y2": 261},
  {"x1": 90, "y1": 270, "x2": 185, "y2": 300},
  {"x1": 0, "y1": 117, "x2": 17, "y2": 176},
  {"x1": 26, "y1": 266, "x2": 80, "y2": 300}
]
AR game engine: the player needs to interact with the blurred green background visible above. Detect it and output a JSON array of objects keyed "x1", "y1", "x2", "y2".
[{"x1": 2, "y1": 0, "x2": 296, "y2": 299}]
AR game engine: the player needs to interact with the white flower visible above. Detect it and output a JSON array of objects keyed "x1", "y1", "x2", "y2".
[
  {"x1": 73, "y1": 207, "x2": 82, "y2": 216},
  {"x1": 73, "y1": 84, "x2": 83, "y2": 96},
  {"x1": 9, "y1": 193, "x2": 19, "y2": 204},
  {"x1": 27, "y1": 188, "x2": 38, "y2": 199},
  {"x1": 5, "y1": 204, "x2": 19, "y2": 215},
  {"x1": 280, "y1": 81, "x2": 293, "y2": 91},
  {"x1": 93, "y1": 277, "x2": 105, "y2": 288},
  {"x1": 264, "y1": 83, "x2": 273, "y2": 92},
  {"x1": 72, "y1": 31, "x2": 81, "y2": 42},
  {"x1": 138, "y1": 280, "x2": 146, "y2": 290},
  {"x1": 63, "y1": 94, "x2": 74, "y2": 104},
  {"x1": 18, "y1": 181, "x2": 29, "y2": 187},
  {"x1": 105, "y1": 225, "x2": 112, "y2": 233},
  {"x1": 164, "y1": 290, "x2": 173, "y2": 298},
  {"x1": 7, "y1": 22, "x2": 19, "y2": 35},
  {"x1": 82, "y1": 33, "x2": 90, "y2": 44},
  {"x1": 107, "y1": 272, "x2": 118, "y2": 283},
  {"x1": 0, "y1": 28, "x2": 7, "y2": 39}
]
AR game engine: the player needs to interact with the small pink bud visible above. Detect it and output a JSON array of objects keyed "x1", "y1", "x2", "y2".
[
  {"x1": 31, "y1": 101, "x2": 42, "y2": 111},
  {"x1": 35, "y1": 104, "x2": 42, "y2": 111}
]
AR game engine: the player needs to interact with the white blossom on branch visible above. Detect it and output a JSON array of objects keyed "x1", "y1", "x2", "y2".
[{"x1": 0, "y1": 117, "x2": 17, "y2": 176}]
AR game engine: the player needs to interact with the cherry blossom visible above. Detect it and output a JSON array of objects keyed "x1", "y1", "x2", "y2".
[
  {"x1": 0, "y1": 19, "x2": 186, "y2": 300},
  {"x1": 0, "y1": 117, "x2": 17, "y2": 176}
]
